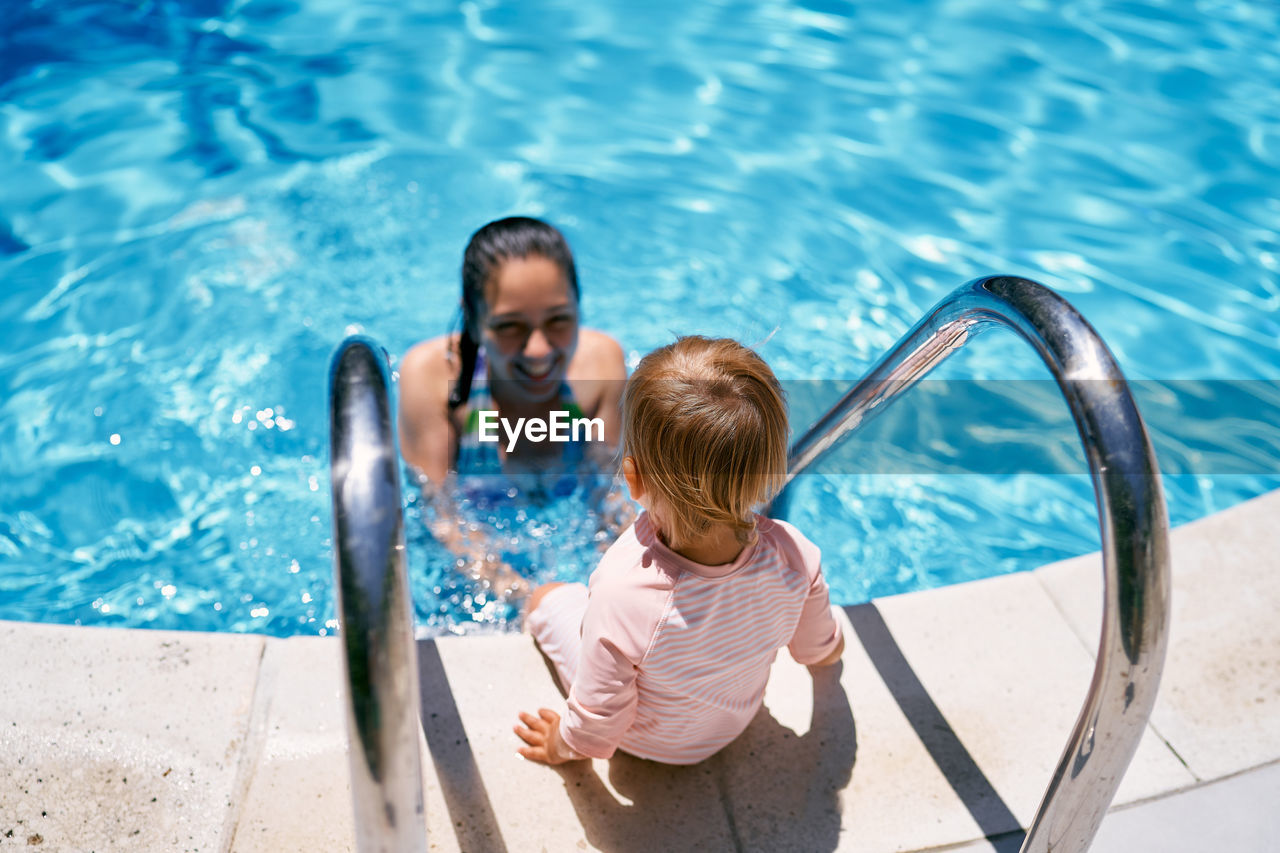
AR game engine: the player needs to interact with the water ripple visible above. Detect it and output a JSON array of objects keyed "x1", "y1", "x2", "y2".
[{"x1": 2, "y1": 0, "x2": 1278, "y2": 635}]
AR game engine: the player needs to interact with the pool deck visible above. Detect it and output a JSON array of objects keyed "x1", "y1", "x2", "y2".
[{"x1": 4, "y1": 488, "x2": 1279, "y2": 852}]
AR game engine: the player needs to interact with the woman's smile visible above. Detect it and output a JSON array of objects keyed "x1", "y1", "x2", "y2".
[{"x1": 513, "y1": 357, "x2": 562, "y2": 394}]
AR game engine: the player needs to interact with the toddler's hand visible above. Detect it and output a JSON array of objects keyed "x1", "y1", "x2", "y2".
[{"x1": 514, "y1": 708, "x2": 582, "y2": 765}]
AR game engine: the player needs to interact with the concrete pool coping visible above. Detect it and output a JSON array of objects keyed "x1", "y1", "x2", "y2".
[{"x1": 3, "y1": 488, "x2": 1278, "y2": 851}]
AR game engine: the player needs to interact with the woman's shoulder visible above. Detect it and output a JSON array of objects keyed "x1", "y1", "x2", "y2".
[
  {"x1": 398, "y1": 335, "x2": 465, "y2": 481},
  {"x1": 401, "y1": 334, "x2": 462, "y2": 384},
  {"x1": 570, "y1": 328, "x2": 626, "y2": 380}
]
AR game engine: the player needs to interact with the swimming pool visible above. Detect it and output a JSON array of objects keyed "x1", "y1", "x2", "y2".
[{"x1": 2, "y1": 0, "x2": 1278, "y2": 637}]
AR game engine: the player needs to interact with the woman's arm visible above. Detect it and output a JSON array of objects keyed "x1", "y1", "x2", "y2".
[
  {"x1": 570, "y1": 330, "x2": 637, "y2": 543},
  {"x1": 569, "y1": 329, "x2": 628, "y2": 452},
  {"x1": 398, "y1": 338, "x2": 455, "y2": 485},
  {"x1": 399, "y1": 338, "x2": 529, "y2": 596}
]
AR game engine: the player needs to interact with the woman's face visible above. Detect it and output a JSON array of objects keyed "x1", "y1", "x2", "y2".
[{"x1": 479, "y1": 254, "x2": 579, "y2": 403}]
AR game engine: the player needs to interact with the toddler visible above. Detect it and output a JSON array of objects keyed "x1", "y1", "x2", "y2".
[{"x1": 514, "y1": 336, "x2": 844, "y2": 765}]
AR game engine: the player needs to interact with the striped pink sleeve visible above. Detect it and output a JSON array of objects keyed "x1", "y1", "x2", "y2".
[
  {"x1": 558, "y1": 535, "x2": 669, "y2": 759},
  {"x1": 775, "y1": 520, "x2": 843, "y2": 665}
]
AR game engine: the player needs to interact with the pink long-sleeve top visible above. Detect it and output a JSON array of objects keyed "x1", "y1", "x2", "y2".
[{"x1": 559, "y1": 511, "x2": 842, "y2": 764}]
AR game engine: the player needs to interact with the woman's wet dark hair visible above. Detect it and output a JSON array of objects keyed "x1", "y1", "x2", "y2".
[{"x1": 449, "y1": 217, "x2": 580, "y2": 410}]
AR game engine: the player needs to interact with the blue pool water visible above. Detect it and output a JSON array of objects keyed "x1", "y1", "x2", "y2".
[{"x1": 2, "y1": 0, "x2": 1278, "y2": 637}]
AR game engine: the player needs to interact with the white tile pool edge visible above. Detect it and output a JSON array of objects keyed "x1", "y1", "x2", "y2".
[{"x1": 3, "y1": 487, "x2": 1278, "y2": 852}]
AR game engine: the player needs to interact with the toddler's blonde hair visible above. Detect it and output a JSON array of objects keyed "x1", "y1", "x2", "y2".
[{"x1": 623, "y1": 336, "x2": 788, "y2": 550}]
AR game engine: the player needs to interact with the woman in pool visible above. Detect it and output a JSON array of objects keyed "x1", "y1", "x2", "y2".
[
  {"x1": 398, "y1": 217, "x2": 629, "y2": 587},
  {"x1": 400, "y1": 216, "x2": 626, "y2": 480}
]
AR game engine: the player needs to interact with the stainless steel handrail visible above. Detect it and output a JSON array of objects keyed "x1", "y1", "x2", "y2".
[
  {"x1": 328, "y1": 336, "x2": 428, "y2": 853},
  {"x1": 788, "y1": 275, "x2": 1171, "y2": 853}
]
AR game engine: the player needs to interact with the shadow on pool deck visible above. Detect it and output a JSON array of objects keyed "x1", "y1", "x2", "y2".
[
  {"x1": 845, "y1": 604, "x2": 1025, "y2": 853},
  {"x1": 419, "y1": 638, "x2": 510, "y2": 853}
]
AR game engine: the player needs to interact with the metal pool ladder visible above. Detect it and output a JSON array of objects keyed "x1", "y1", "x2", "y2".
[
  {"x1": 328, "y1": 337, "x2": 427, "y2": 853},
  {"x1": 324, "y1": 274, "x2": 1171, "y2": 853},
  {"x1": 787, "y1": 274, "x2": 1171, "y2": 853}
]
